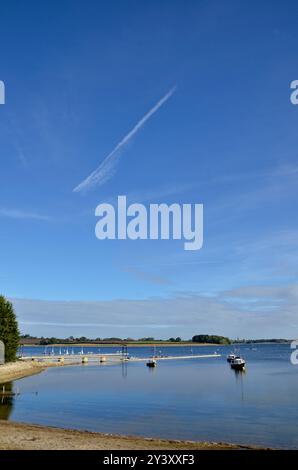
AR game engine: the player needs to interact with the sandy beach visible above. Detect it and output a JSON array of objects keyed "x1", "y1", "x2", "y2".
[
  {"x1": 0, "y1": 421, "x2": 260, "y2": 450},
  {"x1": 0, "y1": 361, "x2": 67, "y2": 383}
]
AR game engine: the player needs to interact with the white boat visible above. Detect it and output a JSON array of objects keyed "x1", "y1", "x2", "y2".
[
  {"x1": 227, "y1": 353, "x2": 236, "y2": 363},
  {"x1": 230, "y1": 356, "x2": 246, "y2": 370}
]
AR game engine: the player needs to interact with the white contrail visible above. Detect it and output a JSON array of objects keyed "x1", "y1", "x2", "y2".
[{"x1": 73, "y1": 86, "x2": 177, "y2": 193}]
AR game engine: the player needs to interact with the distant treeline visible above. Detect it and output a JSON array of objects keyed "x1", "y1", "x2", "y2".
[
  {"x1": 20, "y1": 334, "x2": 289, "y2": 346},
  {"x1": 20, "y1": 334, "x2": 231, "y2": 345},
  {"x1": 192, "y1": 335, "x2": 231, "y2": 344},
  {"x1": 19, "y1": 334, "x2": 183, "y2": 345}
]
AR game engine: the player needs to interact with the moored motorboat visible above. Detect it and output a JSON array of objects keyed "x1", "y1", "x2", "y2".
[
  {"x1": 227, "y1": 353, "x2": 236, "y2": 363},
  {"x1": 230, "y1": 356, "x2": 246, "y2": 370},
  {"x1": 146, "y1": 359, "x2": 157, "y2": 367}
]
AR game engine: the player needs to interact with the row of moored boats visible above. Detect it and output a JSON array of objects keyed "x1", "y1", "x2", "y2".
[
  {"x1": 147, "y1": 353, "x2": 246, "y2": 370},
  {"x1": 227, "y1": 353, "x2": 246, "y2": 370}
]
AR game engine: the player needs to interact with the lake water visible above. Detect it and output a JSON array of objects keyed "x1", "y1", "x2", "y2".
[{"x1": 1, "y1": 343, "x2": 297, "y2": 449}]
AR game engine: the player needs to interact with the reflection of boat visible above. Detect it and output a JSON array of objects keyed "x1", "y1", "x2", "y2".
[
  {"x1": 227, "y1": 353, "x2": 236, "y2": 363},
  {"x1": 230, "y1": 357, "x2": 246, "y2": 370},
  {"x1": 234, "y1": 367, "x2": 246, "y2": 376},
  {"x1": 146, "y1": 359, "x2": 157, "y2": 368}
]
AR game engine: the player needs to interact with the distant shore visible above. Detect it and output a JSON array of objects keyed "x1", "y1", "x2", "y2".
[
  {"x1": 0, "y1": 421, "x2": 263, "y2": 450},
  {"x1": 20, "y1": 340, "x2": 291, "y2": 348},
  {"x1": 20, "y1": 342, "x2": 224, "y2": 347}
]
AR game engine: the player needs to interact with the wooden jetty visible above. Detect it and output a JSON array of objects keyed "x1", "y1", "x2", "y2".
[
  {"x1": 19, "y1": 352, "x2": 124, "y2": 364},
  {"x1": 132, "y1": 354, "x2": 221, "y2": 362}
]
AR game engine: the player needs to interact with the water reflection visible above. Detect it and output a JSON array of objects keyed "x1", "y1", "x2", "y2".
[
  {"x1": 232, "y1": 368, "x2": 246, "y2": 402},
  {"x1": 0, "y1": 382, "x2": 14, "y2": 420},
  {"x1": 233, "y1": 368, "x2": 246, "y2": 377},
  {"x1": 4, "y1": 344, "x2": 298, "y2": 449},
  {"x1": 121, "y1": 361, "x2": 128, "y2": 379},
  {"x1": 146, "y1": 365, "x2": 157, "y2": 374}
]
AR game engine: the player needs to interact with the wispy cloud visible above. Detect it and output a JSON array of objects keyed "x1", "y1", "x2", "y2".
[
  {"x1": 73, "y1": 86, "x2": 177, "y2": 193},
  {"x1": 0, "y1": 208, "x2": 50, "y2": 221},
  {"x1": 11, "y1": 283, "x2": 298, "y2": 338}
]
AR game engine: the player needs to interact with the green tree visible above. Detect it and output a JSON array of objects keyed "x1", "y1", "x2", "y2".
[{"x1": 0, "y1": 296, "x2": 20, "y2": 362}]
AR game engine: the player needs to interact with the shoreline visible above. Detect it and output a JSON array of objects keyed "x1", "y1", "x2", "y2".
[
  {"x1": 0, "y1": 360, "x2": 67, "y2": 383},
  {"x1": 0, "y1": 421, "x2": 264, "y2": 450}
]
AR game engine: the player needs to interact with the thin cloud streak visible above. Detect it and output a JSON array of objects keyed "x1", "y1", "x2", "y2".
[
  {"x1": 73, "y1": 86, "x2": 177, "y2": 193},
  {"x1": 0, "y1": 208, "x2": 50, "y2": 221}
]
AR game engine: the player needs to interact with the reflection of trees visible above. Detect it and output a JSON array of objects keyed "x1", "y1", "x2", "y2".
[{"x1": 0, "y1": 382, "x2": 14, "y2": 420}]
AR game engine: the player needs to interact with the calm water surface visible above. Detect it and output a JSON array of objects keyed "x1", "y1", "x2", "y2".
[{"x1": 1, "y1": 344, "x2": 297, "y2": 449}]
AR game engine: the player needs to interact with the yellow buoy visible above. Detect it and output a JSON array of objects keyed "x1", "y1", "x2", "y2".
[{"x1": 82, "y1": 356, "x2": 88, "y2": 364}]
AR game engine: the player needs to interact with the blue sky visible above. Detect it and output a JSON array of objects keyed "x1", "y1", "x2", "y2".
[{"x1": 0, "y1": 0, "x2": 298, "y2": 339}]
